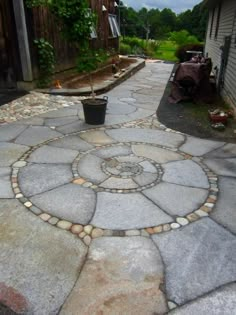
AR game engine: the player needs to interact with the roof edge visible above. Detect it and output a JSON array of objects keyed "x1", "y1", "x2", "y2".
[{"x1": 203, "y1": 0, "x2": 221, "y2": 9}]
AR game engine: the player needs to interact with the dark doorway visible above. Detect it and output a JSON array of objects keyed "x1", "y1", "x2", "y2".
[{"x1": 0, "y1": 0, "x2": 17, "y2": 89}]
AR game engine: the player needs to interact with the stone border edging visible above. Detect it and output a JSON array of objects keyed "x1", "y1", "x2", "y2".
[
  {"x1": 11, "y1": 124, "x2": 219, "y2": 246},
  {"x1": 35, "y1": 59, "x2": 145, "y2": 97}
]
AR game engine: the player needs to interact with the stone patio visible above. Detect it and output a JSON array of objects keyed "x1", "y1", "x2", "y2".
[{"x1": 0, "y1": 61, "x2": 236, "y2": 314}]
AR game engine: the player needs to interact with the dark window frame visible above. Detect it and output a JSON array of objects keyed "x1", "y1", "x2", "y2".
[
  {"x1": 215, "y1": 2, "x2": 222, "y2": 39},
  {"x1": 108, "y1": 14, "x2": 120, "y2": 38},
  {"x1": 209, "y1": 7, "x2": 215, "y2": 38}
]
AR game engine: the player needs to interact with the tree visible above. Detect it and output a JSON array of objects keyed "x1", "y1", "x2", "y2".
[
  {"x1": 169, "y1": 30, "x2": 199, "y2": 47},
  {"x1": 148, "y1": 9, "x2": 162, "y2": 39},
  {"x1": 160, "y1": 8, "x2": 177, "y2": 33},
  {"x1": 176, "y1": 1, "x2": 208, "y2": 41}
]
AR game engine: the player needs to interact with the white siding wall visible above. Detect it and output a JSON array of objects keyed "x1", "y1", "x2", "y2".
[{"x1": 205, "y1": 0, "x2": 236, "y2": 107}]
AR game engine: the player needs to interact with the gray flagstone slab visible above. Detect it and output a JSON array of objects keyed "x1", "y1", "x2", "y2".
[
  {"x1": 14, "y1": 117, "x2": 45, "y2": 126},
  {"x1": 210, "y1": 176, "x2": 236, "y2": 234},
  {"x1": 91, "y1": 192, "x2": 173, "y2": 230},
  {"x1": 27, "y1": 145, "x2": 78, "y2": 164},
  {"x1": 30, "y1": 183, "x2": 96, "y2": 224},
  {"x1": 60, "y1": 237, "x2": 168, "y2": 315},
  {"x1": 144, "y1": 182, "x2": 208, "y2": 216},
  {"x1": 0, "y1": 142, "x2": 29, "y2": 167},
  {"x1": 103, "y1": 114, "x2": 137, "y2": 125},
  {"x1": 179, "y1": 136, "x2": 224, "y2": 156},
  {"x1": 127, "y1": 108, "x2": 155, "y2": 120},
  {"x1": 44, "y1": 117, "x2": 79, "y2": 127},
  {"x1": 162, "y1": 160, "x2": 209, "y2": 188},
  {"x1": 18, "y1": 164, "x2": 72, "y2": 197},
  {"x1": 78, "y1": 154, "x2": 109, "y2": 184},
  {"x1": 48, "y1": 135, "x2": 93, "y2": 151},
  {"x1": 0, "y1": 167, "x2": 14, "y2": 198},
  {"x1": 168, "y1": 282, "x2": 236, "y2": 315},
  {"x1": 132, "y1": 93, "x2": 162, "y2": 104},
  {"x1": 106, "y1": 102, "x2": 136, "y2": 115},
  {"x1": 0, "y1": 199, "x2": 87, "y2": 315},
  {"x1": 0, "y1": 124, "x2": 27, "y2": 142},
  {"x1": 133, "y1": 172, "x2": 158, "y2": 186},
  {"x1": 107, "y1": 128, "x2": 184, "y2": 148},
  {"x1": 134, "y1": 88, "x2": 166, "y2": 96},
  {"x1": 56, "y1": 120, "x2": 93, "y2": 134},
  {"x1": 152, "y1": 218, "x2": 236, "y2": 305},
  {"x1": 92, "y1": 145, "x2": 132, "y2": 159},
  {"x1": 204, "y1": 143, "x2": 236, "y2": 159},
  {"x1": 132, "y1": 102, "x2": 159, "y2": 110},
  {"x1": 204, "y1": 158, "x2": 236, "y2": 177},
  {"x1": 139, "y1": 160, "x2": 158, "y2": 173},
  {"x1": 132, "y1": 144, "x2": 183, "y2": 163},
  {"x1": 100, "y1": 177, "x2": 138, "y2": 189},
  {"x1": 14, "y1": 126, "x2": 62, "y2": 146}
]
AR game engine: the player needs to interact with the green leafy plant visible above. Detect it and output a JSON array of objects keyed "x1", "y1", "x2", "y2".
[
  {"x1": 34, "y1": 38, "x2": 55, "y2": 87},
  {"x1": 169, "y1": 30, "x2": 199, "y2": 46},
  {"x1": 76, "y1": 49, "x2": 109, "y2": 98},
  {"x1": 26, "y1": 0, "x2": 95, "y2": 46},
  {"x1": 119, "y1": 43, "x2": 132, "y2": 55},
  {"x1": 25, "y1": 0, "x2": 49, "y2": 7}
]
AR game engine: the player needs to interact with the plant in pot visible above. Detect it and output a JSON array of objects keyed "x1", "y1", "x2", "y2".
[{"x1": 76, "y1": 48, "x2": 109, "y2": 125}]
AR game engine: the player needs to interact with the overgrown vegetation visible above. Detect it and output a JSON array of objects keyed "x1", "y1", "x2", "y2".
[
  {"x1": 26, "y1": 0, "x2": 94, "y2": 45},
  {"x1": 169, "y1": 30, "x2": 199, "y2": 46},
  {"x1": 26, "y1": 0, "x2": 96, "y2": 87},
  {"x1": 120, "y1": 37, "x2": 178, "y2": 61},
  {"x1": 34, "y1": 38, "x2": 55, "y2": 87}
]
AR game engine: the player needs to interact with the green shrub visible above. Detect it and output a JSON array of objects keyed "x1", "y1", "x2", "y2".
[
  {"x1": 122, "y1": 37, "x2": 145, "y2": 50},
  {"x1": 34, "y1": 38, "x2": 55, "y2": 88},
  {"x1": 169, "y1": 30, "x2": 199, "y2": 46},
  {"x1": 175, "y1": 43, "x2": 204, "y2": 62},
  {"x1": 120, "y1": 37, "x2": 160, "y2": 57},
  {"x1": 119, "y1": 43, "x2": 132, "y2": 55}
]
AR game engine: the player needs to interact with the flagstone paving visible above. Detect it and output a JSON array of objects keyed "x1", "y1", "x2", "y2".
[{"x1": 0, "y1": 61, "x2": 236, "y2": 314}]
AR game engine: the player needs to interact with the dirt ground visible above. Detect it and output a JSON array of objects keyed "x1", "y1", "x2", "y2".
[{"x1": 157, "y1": 70, "x2": 236, "y2": 144}]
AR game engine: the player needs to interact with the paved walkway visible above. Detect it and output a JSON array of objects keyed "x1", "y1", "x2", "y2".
[{"x1": 0, "y1": 62, "x2": 236, "y2": 315}]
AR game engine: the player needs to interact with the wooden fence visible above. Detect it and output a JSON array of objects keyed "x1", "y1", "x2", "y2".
[{"x1": 25, "y1": 0, "x2": 119, "y2": 77}]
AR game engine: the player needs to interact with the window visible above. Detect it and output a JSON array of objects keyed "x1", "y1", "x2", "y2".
[
  {"x1": 87, "y1": 8, "x2": 97, "y2": 39},
  {"x1": 90, "y1": 26, "x2": 97, "y2": 39},
  {"x1": 209, "y1": 7, "x2": 215, "y2": 38},
  {"x1": 215, "y1": 2, "x2": 222, "y2": 39},
  {"x1": 108, "y1": 14, "x2": 121, "y2": 37}
]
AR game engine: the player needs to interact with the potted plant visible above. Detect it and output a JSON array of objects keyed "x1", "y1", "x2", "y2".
[{"x1": 77, "y1": 48, "x2": 109, "y2": 125}]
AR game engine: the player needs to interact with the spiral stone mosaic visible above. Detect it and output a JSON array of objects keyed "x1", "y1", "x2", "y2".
[{"x1": 11, "y1": 126, "x2": 219, "y2": 244}]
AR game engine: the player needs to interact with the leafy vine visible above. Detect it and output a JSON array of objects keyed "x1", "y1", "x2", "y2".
[{"x1": 34, "y1": 38, "x2": 55, "y2": 87}]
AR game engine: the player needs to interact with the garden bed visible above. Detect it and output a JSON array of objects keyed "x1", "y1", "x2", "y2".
[
  {"x1": 36, "y1": 57, "x2": 144, "y2": 96},
  {"x1": 55, "y1": 57, "x2": 137, "y2": 89}
]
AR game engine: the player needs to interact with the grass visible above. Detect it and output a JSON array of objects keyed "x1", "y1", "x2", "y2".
[
  {"x1": 120, "y1": 37, "x2": 178, "y2": 62},
  {"x1": 154, "y1": 41, "x2": 178, "y2": 62}
]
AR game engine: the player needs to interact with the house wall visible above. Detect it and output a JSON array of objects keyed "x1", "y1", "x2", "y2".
[{"x1": 205, "y1": 0, "x2": 236, "y2": 108}]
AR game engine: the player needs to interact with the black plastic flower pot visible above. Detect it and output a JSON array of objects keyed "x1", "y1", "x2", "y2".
[{"x1": 81, "y1": 96, "x2": 108, "y2": 125}]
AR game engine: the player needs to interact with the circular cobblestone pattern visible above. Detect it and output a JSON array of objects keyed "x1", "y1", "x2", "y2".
[{"x1": 12, "y1": 127, "x2": 219, "y2": 244}]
